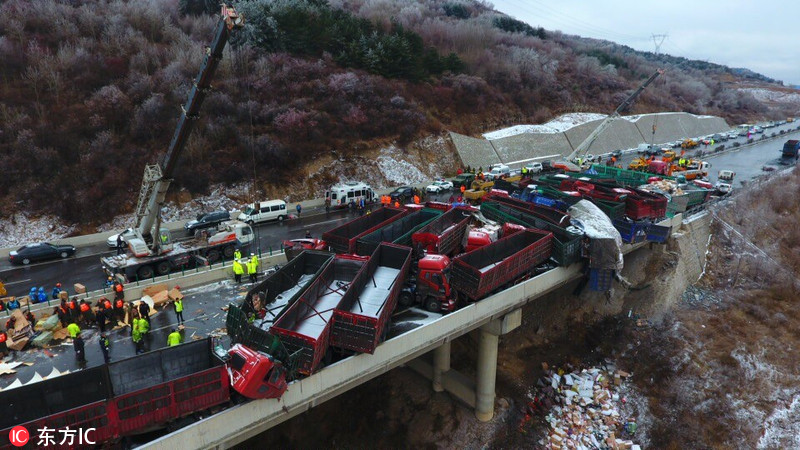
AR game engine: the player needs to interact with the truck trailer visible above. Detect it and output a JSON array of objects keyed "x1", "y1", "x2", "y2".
[
  {"x1": 226, "y1": 250, "x2": 334, "y2": 355},
  {"x1": 331, "y1": 243, "x2": 413, "y2": 354},
  {"x1": 322, "y1": 206, "x2": 407, "y2": 253},
  {"x1": 270, "y1": 254, "x2": 369, "y2": 375},
  {"x1": 355, "y1": 208, "x2": 442, "y2": 256},
  {"x1": 411, "y1": 207, "x2": 472, "y2": 256},
  {"x1": 450, "y1": 229, "x2": 554, "y2": 301}
]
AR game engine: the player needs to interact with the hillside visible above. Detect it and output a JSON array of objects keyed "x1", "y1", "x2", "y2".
[{"x1": 0, "y1": 0, "x2": 797, "y2": 229}]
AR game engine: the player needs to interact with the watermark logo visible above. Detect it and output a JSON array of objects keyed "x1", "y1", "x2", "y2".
[{"x1": 9, "y1": 426, "x2": 29, "y2": 447}]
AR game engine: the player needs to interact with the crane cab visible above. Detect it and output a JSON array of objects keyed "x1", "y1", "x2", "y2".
[{"x1": 127, "y1": 228, "x2": 173, "y2": 257}]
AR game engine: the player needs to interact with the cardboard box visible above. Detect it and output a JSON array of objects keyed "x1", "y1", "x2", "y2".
[
  {"x1": 151, "y1": 290, "x2": 170, "y2": 307},
  {"x1": 142, "y1": 284, "x2": 168, "y2": 298},
  {"x1": 168, "y1": 288, "x2": 183, "y2": 301},
  {"x1": 74, "y1": 283, "x2": 86, "y2": 294}
]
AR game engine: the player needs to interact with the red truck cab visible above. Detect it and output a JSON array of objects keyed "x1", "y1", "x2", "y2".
[
  {"x1": 227, "y1": 344, "x2": 288, "y2": 399},
  {"x1": 416, "y1": 254, "x2": 455, "y2": 312},
  {"x1": 466, "y1": 231, "x2": 492, "y2": 252}
]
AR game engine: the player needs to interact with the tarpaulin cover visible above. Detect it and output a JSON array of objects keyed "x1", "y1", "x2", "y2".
[{"x1": 568, "y1": 200, "x2": 623, "y2": 270}]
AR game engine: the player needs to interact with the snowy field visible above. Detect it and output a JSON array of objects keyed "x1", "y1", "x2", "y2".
[{"x1": 483, "y1": 113, "x2": 606, "y2": 139}]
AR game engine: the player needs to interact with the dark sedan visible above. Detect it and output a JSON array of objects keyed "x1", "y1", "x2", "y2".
[
  {"x1": 9, "y1": 243, "x2": 77, "y2": 265},
  {"x1": 389, "y1": 186, "x2": 415, "y2": 202}
]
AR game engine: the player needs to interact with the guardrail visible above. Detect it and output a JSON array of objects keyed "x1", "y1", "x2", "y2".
[{"x1": 3, "y1": 252, "x2": 288, "y2": 319}]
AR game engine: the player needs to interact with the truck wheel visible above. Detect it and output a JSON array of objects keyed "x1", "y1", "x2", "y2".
[
  {"x1": 156, "y1": 261, "x2": 171, "y2": 275},
  {"x1": 425, "y1": 297, "x2": 441, "y2": 313},
  {"x1": 223, "y1": 246, "x2": 234, "y2": 259},
  {"x1": 138, "y1": 265, "x2": 154, "y2": 280},
  {"x1": 207, "y1": 249, "x2": 220, "y2": 263},
  {"x1": 398, "y1": 292, "x2": 414, "y2": 307}
]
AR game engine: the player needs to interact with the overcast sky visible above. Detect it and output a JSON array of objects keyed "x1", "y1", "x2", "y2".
[{"x1": 491, "y1": 0, "x2": 800, "y2": 86}]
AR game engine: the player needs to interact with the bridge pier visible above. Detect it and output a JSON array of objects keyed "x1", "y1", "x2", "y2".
[
  {"x1": 408, "y1": 308, "x2": 522, "y2": 422},
  {"x1": 432, "y1": 341, "x2": 451, "y2": 392}
]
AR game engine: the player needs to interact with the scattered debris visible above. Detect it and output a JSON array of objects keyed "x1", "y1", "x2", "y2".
[{"x1": 525, "y1": 364, "x2": 640, "y2": 449}]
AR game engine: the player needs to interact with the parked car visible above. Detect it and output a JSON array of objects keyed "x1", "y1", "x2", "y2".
[
  {"x1": 753, "y1": 126, "x2": 763, "y2": 134},
  {"x1": 484, "y1": 164, "x2": 511, "y2": 180},
  {"x1": 726, "y1": 131, "x2": 738, "y2": 140},
  {"x1": 106, "y1": 228, "x2": 136, "y2": 248},
  {"x1": 425, "y1": 179, "x2": 453, "y2": 193},
  {"x1": 523, "y1": 162, "x2": 544, "y2": 174},
  {"x1": 10, "y1": 243, "x2": 76, "y2": 265},
  {"x1": 185, "y1": 210, "x2": 231, "y2": 233},
  {"x1": 389, "y1": 186, "x2": 415, "y2": 203}
]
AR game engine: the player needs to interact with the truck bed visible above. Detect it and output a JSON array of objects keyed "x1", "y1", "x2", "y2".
[
  {"x1": 355, "y1": 208, "x2": 441, "y2": 256},
  {"x1": 227, "y1": 251, "x2": 333, "y2": 355},
  {"x1": 271, "y1": 255, "x2": 368, "y2": 374},
  {"x1": 486, "y1": 193, "x2": 571, "y2": 227},
  {"x1": 451, "y1": 229, "x2": 554, "y2": 301},
  {"x1": 331, "y1": 244, "x2": 412, "y2": 353},
  {"x1": 480, "y1": 201, "x2": 582, "y2": 266},
  {"x1": 322, "y1": 206, "x2": 407, "y2": 253},
  {"x1": 411, "y1": 208, "x2": 471, "y2": 256}
]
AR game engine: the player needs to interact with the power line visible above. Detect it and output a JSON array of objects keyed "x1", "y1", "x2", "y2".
[{"x1": 501, "y1": 0, "x2": 644, "y2": 42}]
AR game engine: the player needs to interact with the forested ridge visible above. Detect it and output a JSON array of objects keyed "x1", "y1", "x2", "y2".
[{"x1": 0, "y1": 0, "x2": 788, "y2": 224}]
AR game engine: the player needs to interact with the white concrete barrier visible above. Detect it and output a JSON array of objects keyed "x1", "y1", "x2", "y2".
[{"x1": 12, "y1": 252, "x2": 287, "y2": 319}]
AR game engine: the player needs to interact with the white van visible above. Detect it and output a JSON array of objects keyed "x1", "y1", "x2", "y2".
[
  {"x1": 237, "y1": 200, "x2": 287, "y2": 224},
  {"x1": 325, "y1": 182, "x2": 374, "y2": 208}
]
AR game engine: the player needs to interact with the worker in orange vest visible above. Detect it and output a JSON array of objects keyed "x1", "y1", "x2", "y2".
[
  {"x1": 460, "y1": 184, "x2": 466, "y2": 194},
  {"x1": 394, "y1": 201, "x2": 400, "y2": 208},
  {"x1": 413, "y1": 195, "x2": 420, "y2": 204}
]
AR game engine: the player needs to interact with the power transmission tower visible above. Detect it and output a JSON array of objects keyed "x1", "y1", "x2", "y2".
[{"x1": 651, "y1": 34, "x2": 667, "y2": 55}]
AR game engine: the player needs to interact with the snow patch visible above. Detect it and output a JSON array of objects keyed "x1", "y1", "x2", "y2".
[
  {"x1": 740, "y1": 88, "x2": 800, "y2": 104},
  {"x1": 97, "y1": 183, "x2": 252, "y2": 233},
  {"x1": 0, "y1": 214, "x2": 76, "y2": 248},
  {"x1": 758, "y1": 394, "x2": 800, "y2": 449},
  {"x1": 375, "y1": 147, "x2": 430, "y2": 185},
  {"x1": 483, "y1": 113, "x2": 607, "y2": 139}
]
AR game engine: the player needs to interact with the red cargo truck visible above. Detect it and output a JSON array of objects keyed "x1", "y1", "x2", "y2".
[
  {"x1": 450, "y1": 229, "x2": 554, "y2": 301},
  {"x1": 624, "y1": 188, "x2": 668, "y2": 220},
  {"x1": 270, "y1": 254, "x2": 369, "y2": 375},
  {"x1": 322, "y1": 206, "x2": 407, "y2": 253},
  {"x1": 0, "y1": 339, "x2": 287, "y2": 449},
  {"x1": 411, "y1": 207, "x2": 471, "y2": 256},
  {"x1": 331, "y1": 243, "x2": 413, "y2": 353}
]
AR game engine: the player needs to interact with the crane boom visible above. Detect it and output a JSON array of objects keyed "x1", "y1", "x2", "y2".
[
  {"x1": 565, "y1": 68, "x2": 664, "y2": 165},
  {"x1": 134, "y1": 5, "x2": 243, "y2": 253}
]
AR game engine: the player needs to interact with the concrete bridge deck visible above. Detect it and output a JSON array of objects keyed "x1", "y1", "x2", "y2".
[{"x1": 143, "y1": 212, "x2": 691, "y2": 450}]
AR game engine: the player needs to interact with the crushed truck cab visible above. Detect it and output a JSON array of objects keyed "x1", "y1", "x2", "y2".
[{"x1": 227, "y1": 344, "x2": 288, "y2": 399}]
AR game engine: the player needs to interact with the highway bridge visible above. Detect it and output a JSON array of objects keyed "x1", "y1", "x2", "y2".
[{"x1": 142, "y1": 212, "x2": 694, "y2": 449}]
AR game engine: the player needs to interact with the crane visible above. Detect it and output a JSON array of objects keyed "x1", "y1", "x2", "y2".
[
  {"x1": 128, "y1": 5, "x2": 244, "y2": 257},
  {"x1": 561, "y1": 68, "x2": 664, "y2": 171}
]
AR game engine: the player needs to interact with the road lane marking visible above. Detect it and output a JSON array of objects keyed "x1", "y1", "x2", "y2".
[{"x1": 4, "y1": 278, "x2": 31, "y2": 286}]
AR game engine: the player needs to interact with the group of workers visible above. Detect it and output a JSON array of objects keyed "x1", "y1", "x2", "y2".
[
  {"x1": 231, "y1": 248, "x2": 260, "y2": 283},
  {"x1": 0, "y1": 273, "x2": 188, "y2": 364}
]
